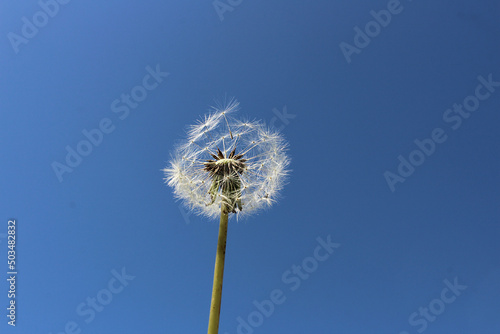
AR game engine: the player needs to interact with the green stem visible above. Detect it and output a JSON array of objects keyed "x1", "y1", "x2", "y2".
[{"x1": 207, "y1": 206, "x2": 229, "y2": 334}]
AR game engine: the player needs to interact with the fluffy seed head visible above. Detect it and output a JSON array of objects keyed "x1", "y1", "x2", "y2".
[{"x1": 163, "y1": 98, "x2": 290, "y2": 219}]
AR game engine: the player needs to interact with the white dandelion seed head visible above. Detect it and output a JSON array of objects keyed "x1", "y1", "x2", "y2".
[{"x1": 164, "y1": 99, "x2": 290, "y2": 219}]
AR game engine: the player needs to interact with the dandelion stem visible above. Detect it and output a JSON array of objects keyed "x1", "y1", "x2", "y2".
[{"x1": 207, "y1": 205, "x2": 229, "y2": 334}]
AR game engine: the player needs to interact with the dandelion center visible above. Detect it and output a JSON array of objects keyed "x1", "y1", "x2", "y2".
[{"x1": 203, "y1": 148, "x2": 247, "y2": 214}]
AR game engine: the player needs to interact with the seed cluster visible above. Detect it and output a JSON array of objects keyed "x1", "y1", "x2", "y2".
[
  {"x1": 203, "y1": 148, "x2": 247, "y2": 214},
  {"x1": 164, "y1": 99, "x2": 289, "y2": 219}
]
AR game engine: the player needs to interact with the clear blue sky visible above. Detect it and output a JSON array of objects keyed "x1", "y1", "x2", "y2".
[{"x1": 1, "y1": 1, "x2": 499, "y2": 333}]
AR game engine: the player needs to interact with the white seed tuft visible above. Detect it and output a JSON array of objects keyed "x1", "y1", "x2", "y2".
[{"x1": 164, "y1": 99, "x2": 290, "y2": 219}]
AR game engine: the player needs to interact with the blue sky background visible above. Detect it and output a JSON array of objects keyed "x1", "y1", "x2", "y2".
[{"x1": 1, "y1": 0, "x2": 499, "y2": 333}]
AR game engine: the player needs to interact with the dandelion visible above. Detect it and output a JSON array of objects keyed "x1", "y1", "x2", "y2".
[{"x1": 163, "y1": 98, "x2": 290, "y2": 334}]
